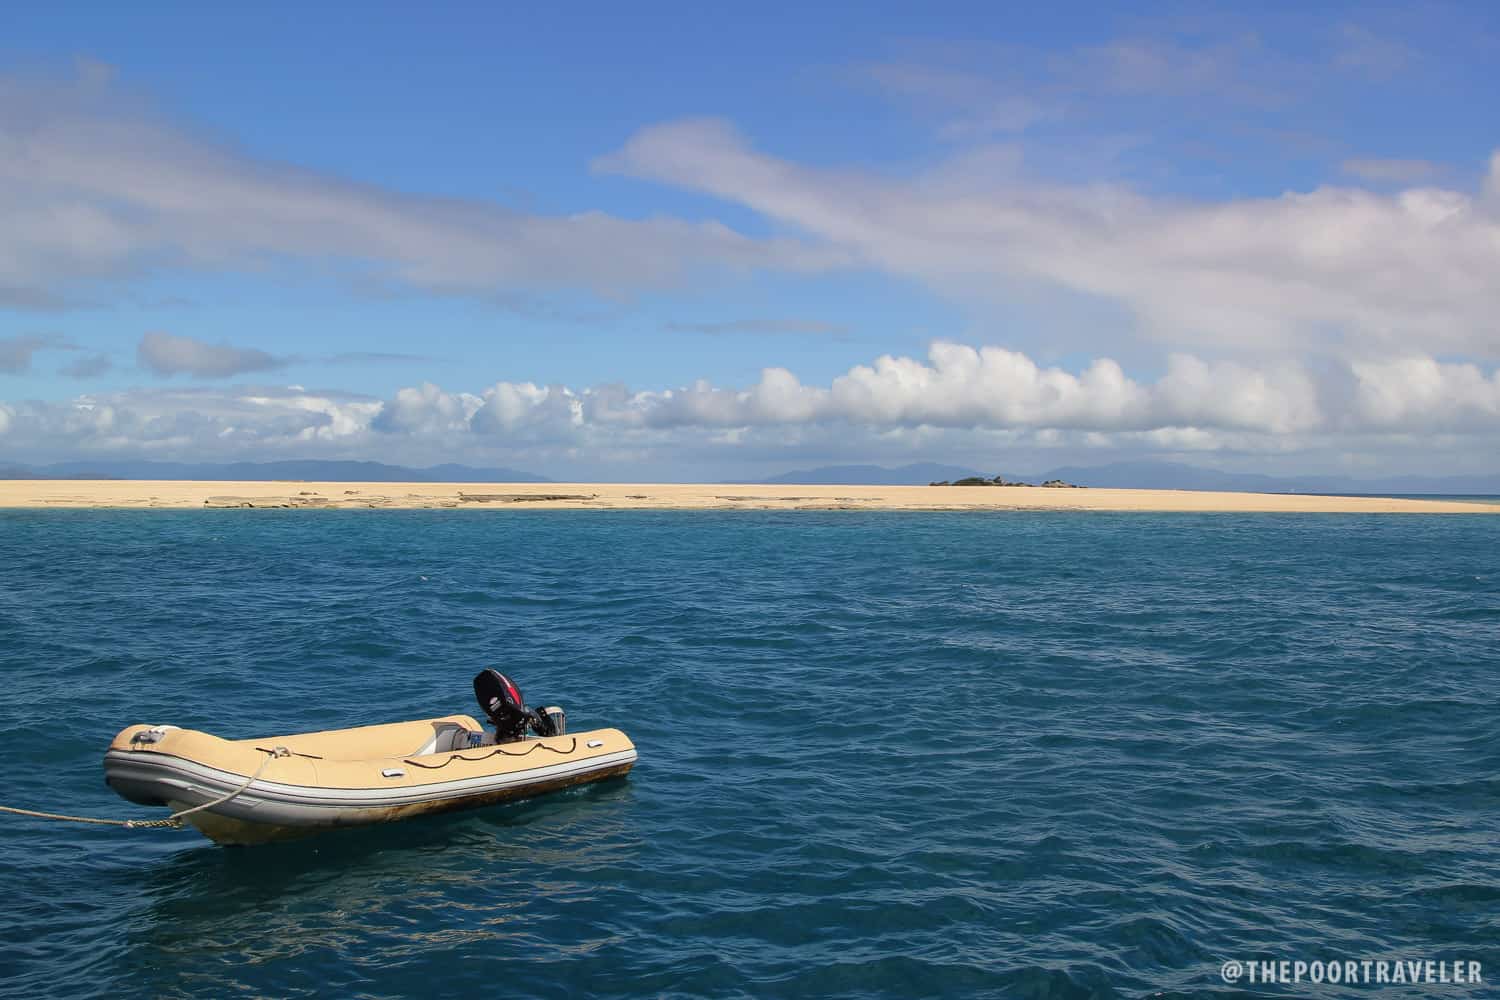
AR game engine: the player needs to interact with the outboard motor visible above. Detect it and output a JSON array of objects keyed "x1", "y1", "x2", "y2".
[{"x1": 473, "y1": 669, "x2": 564, "y2": 743}]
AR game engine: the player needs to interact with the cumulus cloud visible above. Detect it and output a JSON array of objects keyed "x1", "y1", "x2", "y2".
[
  {"x1": 472, "y1": 382, "x2": 583, "y2": 439},
  {"x1": 0, "y1": 333, "x2": 74, "y2": 373},
  {"x1": 370, "y1": 382, "x2": 482, "y2": 435},
  {"x1": 359, "y1": 342, "x2": 1495, "y2": 441},
  {"x1": 2, "y1": 343, "x2": 1497, "y2": 470},
  {"x1": 137, "y1": 331, "x2": 286, "y2": 378},
  {"x1": 599, "y1": 120, "x2": 1500, "y2": 360},
  {"x1": 1351, "y1": 358, "x2": 1500, "y2": 430},
  {"x1": 0, "y1": 69, "x2": 840, "y2": 308}
]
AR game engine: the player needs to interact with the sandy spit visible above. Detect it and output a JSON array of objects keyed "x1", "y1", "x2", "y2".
[{"x1": 0, "y1": 480, "x2": 1495, "y2": 513}]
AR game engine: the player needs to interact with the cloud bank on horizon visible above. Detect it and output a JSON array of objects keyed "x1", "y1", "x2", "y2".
[
  {"x1": 1, "y1": 5, "x2": 1498, "y2": 479},
  {"x1": 4, "y1": 337, "x2": 1498, "y2": 479}
]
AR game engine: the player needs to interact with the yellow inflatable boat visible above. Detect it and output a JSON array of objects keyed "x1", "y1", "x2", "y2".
[{"x1": 103, "y1": 671, "x2": 636, "y2": 845}]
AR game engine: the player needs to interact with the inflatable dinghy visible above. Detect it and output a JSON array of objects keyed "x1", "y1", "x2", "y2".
[{"x1": 103, "y1": 671, "x2": 636, "y2": 845}]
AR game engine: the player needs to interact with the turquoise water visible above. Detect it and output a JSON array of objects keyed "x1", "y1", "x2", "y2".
[{"x1": 1, "y1": 510, "x2": 1497, "y2": 998}]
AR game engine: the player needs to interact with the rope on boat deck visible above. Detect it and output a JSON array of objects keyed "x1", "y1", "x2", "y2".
[
  {"x1": 0, "y1": 746, "x2": 288, "y2": 831},
  {"x1": 402, "y1": 736, "x2": 579, "y2": 769}
]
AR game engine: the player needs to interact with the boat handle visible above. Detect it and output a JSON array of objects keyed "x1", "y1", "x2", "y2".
[
  {"x1": 381, "y1": 768, "x2": 406, "y2": 778},
  {"x1": 586, "y1": 740, "x2": 604, "y2": 748}
]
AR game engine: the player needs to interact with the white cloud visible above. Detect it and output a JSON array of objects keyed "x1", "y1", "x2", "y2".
[
  {"x1": 471, "y1": 383, "x2": 582, "y2": 439},
  {"x1": 346, "y1": 341, "x2": 1500, "y2": 444},
  {"x1": 137, "y1": 331, "x2": 286, "y2": 378},
  {"x1": 2, "y1": 343, "x2": 1497, "y2": 471},
  {"x1": 1351, "y1": 357, "x2": 1500, "y2": 430},
  {"x1": 0, "y1": 70, "x2": 839, "y2": 308},
  {"x1": 599, "y1": 119, "x2": 1500, "y2": 360},
  {"x1": 1154, "y1": 356, "x2": 1323, "y2": 434},
  {"x1": 0, "y1": 385, "x2": 381, "y2": 458},
  {"x1": 371, "y1": 382, "x2": 482, "y2": 435},
  {"x1": 600, "y1": 345, "x2": 1323, "y2": 435}
]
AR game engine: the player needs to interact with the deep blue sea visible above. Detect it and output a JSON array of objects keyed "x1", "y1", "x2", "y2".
[{"x1": 1, "y1": 510, "x2": 1497, "y2": 999}]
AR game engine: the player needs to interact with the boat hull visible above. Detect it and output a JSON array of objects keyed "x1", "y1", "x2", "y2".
[{"x1": 104, "y1": 717, "x2": 636, "y2": 845}]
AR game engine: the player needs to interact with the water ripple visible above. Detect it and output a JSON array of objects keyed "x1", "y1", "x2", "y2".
[{"x1": 0, "y1": 509, "x2": 1496, "y2": 998}]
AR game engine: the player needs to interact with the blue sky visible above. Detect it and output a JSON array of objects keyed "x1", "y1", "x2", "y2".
[{"x1": 2, "y1": 2, "x2": 1498, "y2": 479}]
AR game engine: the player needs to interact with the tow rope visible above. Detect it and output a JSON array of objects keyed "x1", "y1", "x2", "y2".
[{"x1": 0, "y1": 746, "x2": 288, "y2": 831}]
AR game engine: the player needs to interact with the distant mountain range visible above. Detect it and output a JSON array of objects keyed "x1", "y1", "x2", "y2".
[
  {"x1": 747, "y1": 463, "x2": 983, "y2": 486},
  {"x1": 750, "y1": 460, "x2": 1500, "y2": 494},
  {"x1": 0, "y1": 460, "x2": 552, "y2": 483},
  {"x1": 3, "y1": 458, "x2": 1497, "y2": 493},
  {"x1": 1036, "y1": 461, "x2": 1500, "y2": 495}
]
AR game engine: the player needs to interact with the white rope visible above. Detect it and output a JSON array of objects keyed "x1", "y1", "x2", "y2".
[
  {"x1": 0, "y1": 746, "x2": 288, "y2": 831},
  {"x1": 0, "y1": 805, "x2": 178, "y2": 829},
  {"x1": 162, "y1": 745, "x2": 287, "y2": 823}
]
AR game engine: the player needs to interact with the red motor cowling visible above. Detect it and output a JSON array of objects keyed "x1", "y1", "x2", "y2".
[{"x1": 473, "y1": 668, "x2": 532, "y2": 743}]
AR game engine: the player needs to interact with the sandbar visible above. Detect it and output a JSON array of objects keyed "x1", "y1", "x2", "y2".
[{"x1": 0, "y1": 480, "x2": 1495, "y2": 513}]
